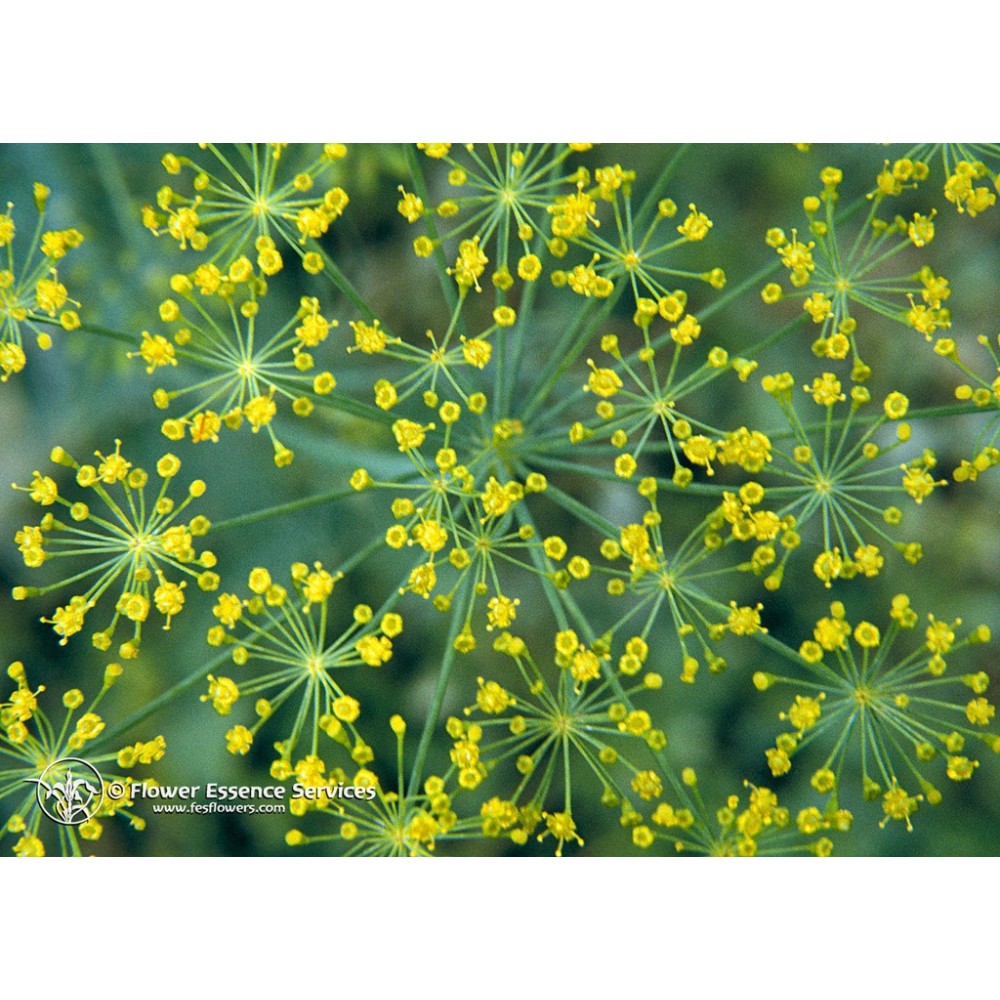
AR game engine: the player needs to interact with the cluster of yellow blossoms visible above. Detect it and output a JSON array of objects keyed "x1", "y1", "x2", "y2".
[
  {"x1": 755, "y1": 595, "x2": 995, "y2": 830},
  {"x1": 142, "y1": 143, "x2": 349, "y2": 273},
  {"x1": 12, "y1": 442, "x2": 217, "y2": 658},
  {"x1": 203, "y1": 561, "x2": 403, "y2": 773},
  {"x1": 874, "y1": 145, "x2": 1000, "y2": 218},
  {"x1": 1, "y1": 184, "x2": 82, "y2": 381},
  {"x1": 762, "y1": 167, "x2": 952, "y2": 374},
  {"x1": 137, "y1": 269, "x2": 339, "y2": 467},
  {"x1": 4, "y1": 144, "x2": 998, "y2": 857},
  {"x1": 1, "y1": 661, "x2": 164, "y2": 856}
]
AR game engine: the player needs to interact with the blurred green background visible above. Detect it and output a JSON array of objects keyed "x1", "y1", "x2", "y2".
[{"x1": 1, "y1": 143, "x2": 998, "y2": 856}]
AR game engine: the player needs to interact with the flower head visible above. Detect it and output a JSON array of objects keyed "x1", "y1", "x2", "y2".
[
  {"x1": 1, "y1": 661, "x2": 163, "y2": 856},
  {"x1": 204, "y1": 562, "x2": 402, "y2": 770},
  {"x1": 138, "y1": 279, "x2": 338, "y2": 467},
  {"x1": 12, "y1": 443, "x2": 216, "y2": 657},
  {"x1": 1, "y1": 185, "x2": 83, "y2": 381},
  {"x1": 759, "y1": 595, "x2": 996, "y2": 825},
  {"x1": 143, "y1": 144, "x2": 349, "y2": 272}
]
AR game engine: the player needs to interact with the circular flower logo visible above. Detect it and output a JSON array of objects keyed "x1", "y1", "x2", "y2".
[{"x1": 26, "y1": 757, "x2": 105, "y2": 826}]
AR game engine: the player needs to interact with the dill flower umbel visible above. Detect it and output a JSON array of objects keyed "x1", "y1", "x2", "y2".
[
  {"x1": 284, "y1": 717, "x2": 480, "y2": 856},
  {"x1": 551, "y1": 170, "x2": 724, "y2": 311},
  {"x1": 730, "y1": 373, "x2": 941, "y2": 589},
  {"x1": 632, "y1": 773, "x2": 844, "y2": 857},
  {"x1": 203, "y1": 562, "x2": 404, "y2": 771},
  {"x1": 763, "y1": 166, "x2": 950, "y2": 371},
  {"x1": 4, "y1": 141, "x2": 1000, "y2": 860},
  {"x1": 873, "y1": 145, "x2": 1000, "y2": 218},
  {"x1": 138, "y1": 271, "x2": 339, "y2": 467},
  {"x1": 345, "y1": 294, "x2": 510, "y2": 413},
  {"x1": 143, "y1": 143, "x2": 349, "y2": 274},
  {"x1": 351, "y1": 385, "x2": 567, "y2": 647},
  {"x1": 592, "y1": 476, "x2": 754, "y2": 683},
  {"x1": 566, "y1": 319, "x2": 745, "y2": 485},
  {"x1": 403, "y1": 143, "x2": 593, "y2": 288},
  {"x1": 1, "y1": 660, "x2": 164, "y2": 856},
  {"x1": 454, "y1": 629, "x2": 667, "y2": 855},
  {"x1": 12, "y1": 442, "x2": 217, "y2": 658},
  {"x1": 755, "y1": 595, "x2": 996, "y2": 829},
  {"x1": 0, "y1": 183, "x2": 83, "y2": 381}
]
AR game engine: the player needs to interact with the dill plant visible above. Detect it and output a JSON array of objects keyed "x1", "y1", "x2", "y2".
[{"x1": 1, "y1": 143, "x2": 998, "y2": 857}]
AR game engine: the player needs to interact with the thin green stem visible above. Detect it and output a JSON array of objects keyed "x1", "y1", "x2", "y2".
[
  {"x1": 88, "y1": 649, "x2": 232, "y2": 753},
  {"x1": 407, "y1": 576, "x2": 471, "y2": 796},
  {"x1": 210, "y1": 487, "x2": 359, "y2": 533}
]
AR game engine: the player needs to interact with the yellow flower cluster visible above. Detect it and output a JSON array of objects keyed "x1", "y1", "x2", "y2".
[
  {"x1": 12, "y1": 443, "x2": 216, "y2": 658},
  {"x1": 1, "y1": 184, "x2": 82, "y2": 381},
  {"x1": 4, "y1": 143, "x2": 999, "y2": 858}
]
